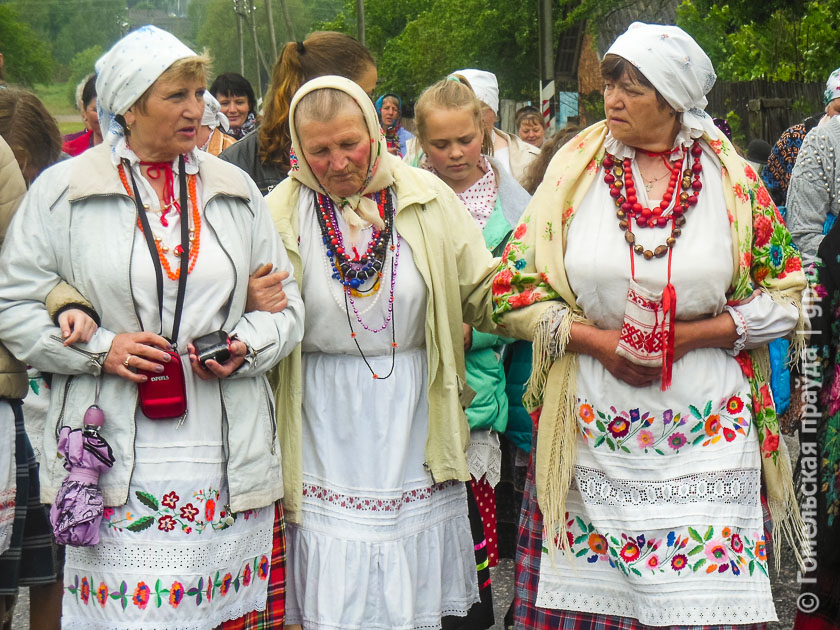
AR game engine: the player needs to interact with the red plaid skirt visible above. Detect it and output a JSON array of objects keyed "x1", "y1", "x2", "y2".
[
  {"x1": 514, "y1": 448, "x2": 770, "y2": 630},
  {"x1": 221, "y1": 502, "x2": 286, "y2": 629}
]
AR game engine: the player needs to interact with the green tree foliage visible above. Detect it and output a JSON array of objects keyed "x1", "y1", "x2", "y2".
[
  {"x1": 8, "y1": 0, "x2": 126, "y2": 76},
  {"x1": 0, "y1": 4, "x2": 53, "y2": 85},
  {"x1": 65, "y1": 45, "x2": 105, "y2": 107},
  {"x1": 319, "y1": 0, "x2": 541, "y2": 100},
  {"x1": 676, "y1": 0, "x2": 840, "y2": 82},
  {"x1": 191, "y1": 0, "x2": 344, "y2": 96}
]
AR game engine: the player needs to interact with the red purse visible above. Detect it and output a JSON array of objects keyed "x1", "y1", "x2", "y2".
[{"x1": 137, "y1": 351, "x2": 187, "y2": 420}]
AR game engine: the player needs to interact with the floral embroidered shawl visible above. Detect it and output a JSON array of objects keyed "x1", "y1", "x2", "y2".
[{"x1": 492, "y1": 120, "x2": 808, "y2": 566}]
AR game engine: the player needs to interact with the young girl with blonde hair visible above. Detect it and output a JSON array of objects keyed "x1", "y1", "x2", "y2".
[{"x1": 413, "y1": 76, "x2": 532, "y2": 630}]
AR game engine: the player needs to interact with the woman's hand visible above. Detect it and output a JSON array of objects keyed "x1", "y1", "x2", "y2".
[
  {"x1": 246, "y1": 263, "x2": 290, "y2": 313},
  {"x1": 568, "y1": 324, "x2": 660, "y2": 388},
  {"x1": 463, "y1": 323, "x2": 473, "y2": 351},
  {"x1": 672, "y1": 313, "x2": 739, "y2": 363},
  {"x1": 103, "y1": 332, "x2": 172, "y2": 384},
  {"x1": 58, "y1": 309, "x2": 98, "y2": 345},
  {"x1": 186, "y1": 340, "x2": 247, "y2": 380}
]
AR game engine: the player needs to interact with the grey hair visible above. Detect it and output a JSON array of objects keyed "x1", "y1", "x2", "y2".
[{"x1": 293, "y1": 88, "x2": 362, "y2": 129}]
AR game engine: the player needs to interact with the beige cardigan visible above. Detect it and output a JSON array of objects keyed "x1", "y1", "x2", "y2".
[{"x1": 265, "y1": 155, "x2": 500, "y2": 522}]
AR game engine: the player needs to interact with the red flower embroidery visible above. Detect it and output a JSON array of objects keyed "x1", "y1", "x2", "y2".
[
  {"x1": 493, "y1": 269, "x2": 513, "y2": 296},
  {"x1": 96, "y1": 582, "x2": 108, "y2": 607},
  {"x1": 500, "y1": 243, "x2": 512, "y2": 264},
  {"x1": 756, "y1": 186, "x2": 772, "y2": 208},
  {"x1": 734, "y1": 352, "x2": 754, "y2": 378},
  {"x1": 786, "y1": 256, "x2": 802, "y2": 273},
  {"x1": 158, "y1": 515, "x2": 176, "y2": 532},
  {"x1": 741, "y1": 250, "x2": 752, "y2": 268},
  {"x1": 220, "y1": 573, "x2": 233, "y2": 596},
  {"x1": 243, "y1": 563, "x2": 252, "y2": 586},
  {"x1": 514, "y1": 223, "x2": 527, "y2": 239},
  {"x1": 205, "y1": 499, "x2": 216, "y2": 521},
  {"x1": 180, "y1": 503, "x2": 199, "y2": 522},
  {"x1": 80, "y1": 577, "x2": 90, "y2": 604},
  {"x1": 257, "y1": 555, "x2": 270, "y2": 580},
  {"x1": 726, "y1": 396, "x2": 744, "y2": 414},
  {"x1": 619, "y1": 541, "x2": 640, "y2": 562},
  {"x1": 132, "y1": 582, "x2": 151, "y2": 609},
  {"x1": 754, "y1": 215, "x2": 772, "y2": 247},
  {"x1": 161, "y1": 491, "x2": 179, "y2": 509},
  {"x1": 508, "y1": 288, "x2": 536, "y2": 308},
  {"x1": 744, "y1": 164, "x2": 757, "y2": 181},
  {"x1": 760, "y1": 384, "x2": 774, "y2": 410},
  {"x1": 169, "y1": 581, "x2": 185, "y2": 608},
  {"x1": 763, "y1": 432, "x2": 780, "y2": 454}
]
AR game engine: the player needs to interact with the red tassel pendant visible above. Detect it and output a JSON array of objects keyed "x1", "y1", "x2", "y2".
[{"x1": 661, "y1": 282, "x2": 677, "y2": 391}]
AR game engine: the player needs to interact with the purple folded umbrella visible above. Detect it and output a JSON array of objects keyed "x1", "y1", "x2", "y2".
[{"x1": 50, "y1": 405, "x2": 114, "y2": 546}]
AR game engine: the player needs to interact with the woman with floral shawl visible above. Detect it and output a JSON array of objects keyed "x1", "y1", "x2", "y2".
[{"x1": 492, "y1": 23, "x2": 807, "y2": 629}]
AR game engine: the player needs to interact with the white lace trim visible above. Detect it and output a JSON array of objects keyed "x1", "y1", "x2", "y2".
[
  {"x1": 65, "y1": 526, "x2": 272, "y2": 574},
  {"x1": 534, "y1": 590, "x2": 776, "y2": 626},
  {"x1": 61, "y1": 599, "x2": 267, "y2": 630},
  {"x1": 573, "y1": 466, "x2": 760, "y2": 507},
  {"x1": 285, "y1": 599, "x2": 479, "y2": 630},
  {"x1": 466, "y1": 430, "x2": 501, "y2": 487},
  {"x1": 725, "y1": 304, "x2": 748, "y2": 355}
]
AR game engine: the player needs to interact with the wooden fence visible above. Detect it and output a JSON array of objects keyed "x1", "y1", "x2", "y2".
[
  {"x1": 574, "y1": 80, "x2": 824, "y2": 147},
  {"x1": 705, "y1": 80, "x2": 824, "y2": 145}
]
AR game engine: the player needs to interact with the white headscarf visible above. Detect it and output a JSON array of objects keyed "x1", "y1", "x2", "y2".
[
  {"x1": 606, "y1": 22, "x2": 719, "y2": 146},
  {"x1": 454, "y1": 68, "x2": 499, "y2": 114},
  {"x1": 95, "y1": 25, "x2": 197, "y2": 147},
  {"x1": 201, "y1": 91, "x2": 230, "y2": 132}
]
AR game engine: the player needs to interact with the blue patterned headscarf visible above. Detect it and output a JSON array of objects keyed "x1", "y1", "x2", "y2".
[{"x1": 95, "y1": 25, "x2": 196, "y2": 147}]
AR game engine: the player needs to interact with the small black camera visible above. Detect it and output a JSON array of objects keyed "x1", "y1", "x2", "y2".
[{"x1": 193, "y1": 330, "x2": 231, "y2": 366}]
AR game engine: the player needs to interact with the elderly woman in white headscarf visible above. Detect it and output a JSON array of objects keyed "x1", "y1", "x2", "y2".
[
  {"x1": 264, "y1": 75, "x2": 501, "y2": 630},
  {"x1": 0, "y1": 25, "x2": 303, "y2": 629},
  {"x1": 197, "y1": 91, "x2": 236, "y2": 156},
  {"x1": 491, "y1": 23, "x2": 808, "y2": 628}
]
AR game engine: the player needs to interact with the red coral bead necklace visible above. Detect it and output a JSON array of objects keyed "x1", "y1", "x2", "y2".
[{"x1": 603, "y1": 140, "x2": 704, "y2": 260}]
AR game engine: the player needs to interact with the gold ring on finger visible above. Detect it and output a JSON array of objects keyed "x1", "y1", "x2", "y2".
[{"x1": 123, "y1": 355, "x2": 133, "y2": 368}]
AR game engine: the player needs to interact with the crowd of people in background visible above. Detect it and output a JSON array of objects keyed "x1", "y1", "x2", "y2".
[{"x1": 0, "y1": 16, "x2": 837, "y2": 630}]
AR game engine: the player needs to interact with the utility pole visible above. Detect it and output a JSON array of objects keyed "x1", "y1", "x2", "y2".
[
  {"x1": 356, "y1": 0, "x2": 365, "y2": 45},
  {"x1": 233, "y1": 0, "x2": 246, "y2": 75},
  {"x1": 265, "y1": 0, "x2": 278, "y2": 61},
  {"x1": 248, "y1": 3, "x2": 263, "y2": 96},
  {"x1": 538, "y1": 0, "x2": 555, "y2": 132},
  {"x1": 279, "y1": 0, "x2": 296, "y2": 43}
]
